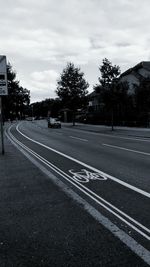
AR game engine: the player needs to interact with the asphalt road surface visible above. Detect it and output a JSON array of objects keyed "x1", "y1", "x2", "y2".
[{"x1": 5, "y1": 120, "x2": 150, "y2": 266}]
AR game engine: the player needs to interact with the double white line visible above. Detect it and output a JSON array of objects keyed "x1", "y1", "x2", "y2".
[{"x1": 6, "y1": 125, "x2": 150, "y2": 241}]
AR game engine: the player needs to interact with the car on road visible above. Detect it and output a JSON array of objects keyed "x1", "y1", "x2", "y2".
[{"x1": 48, "y1": 118, "x2": 61, "y2": 128}]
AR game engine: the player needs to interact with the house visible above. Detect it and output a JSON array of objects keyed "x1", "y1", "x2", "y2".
[
  {"x1": 88, "y1": 61, "x2": 150, "y2": 109},
  {"x1": 119, "y1": 61, "x2": 150, "y2": 93},
  {"x1": 88, "y1": 91, "x2": 101, "y2": 112},
  {"x1": 83, "y1": 86, "x2": 106, "y2": 124},
  {"x1": 85, "y1": 61, "x2": 150, "y2": 125}
]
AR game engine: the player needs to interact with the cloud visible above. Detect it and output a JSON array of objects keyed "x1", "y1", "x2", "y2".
[
  {"x1": 31, "y1": 70, "x2": 58, "y2": 82},
  {"x1": 1, "y1": 0, "x2": 150, "y2": 102},
  {"x1": 28, "y1": 70, "x2": 58, "y2": 102}
]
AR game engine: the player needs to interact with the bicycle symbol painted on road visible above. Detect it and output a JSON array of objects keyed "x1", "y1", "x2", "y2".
[{"x1": 68, "y1": 169, "x2": 108, "y2": 183}]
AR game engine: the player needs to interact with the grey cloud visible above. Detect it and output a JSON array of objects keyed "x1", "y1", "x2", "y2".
[
  {"x1": 1, "y1": 0, "x2": 150, "y2": 102},
  {"x1": 116, "y1": 43, "x2": 132, "y2": 48}
]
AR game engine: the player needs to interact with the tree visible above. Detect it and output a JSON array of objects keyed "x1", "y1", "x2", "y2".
[
  {"x1": 56, "y1": 62, "x2": 89, "y2": 125},
  {"x1": 3, "y1": 63, "x2": 30, "y2": 120},
  {"x1": 31, "y1": 98, "x2": 63, "y2": 118},
  {"x1": 99, "y1": 58, "x2": 121, "y2": 130},
  {"x1": 99, "y1": 58, "x2": 120, "y2": 87}
]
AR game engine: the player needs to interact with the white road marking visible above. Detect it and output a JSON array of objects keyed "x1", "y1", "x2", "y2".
[
  {"x1": 53, "y1": 132, "x2": 63, "y2": 135},
  {"x1": 69, "y1": 136, "x2": 88, "y2": 142},
  {"x1": 16, "y1": 123, "x2": 150, "y2": 199},
  {"x1": 103, "y1": 143, "x2": 150, "y2": 156},
  {"x1": 65, "y1": 126, "x2": 150, "y2": 142},
  {"x1": 68, "y1": 169, "x2": 108, "y2": 183},
  {"x1": 5, "y1": 126, "x2": 150, "y2": 265},
  {"x1": 7, "y1": 126, "x2": 150, "y2": 240}
]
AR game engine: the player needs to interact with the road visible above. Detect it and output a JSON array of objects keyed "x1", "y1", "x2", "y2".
[{"x1": 5, "y1": 120, "x2": 150, "y2": 266}]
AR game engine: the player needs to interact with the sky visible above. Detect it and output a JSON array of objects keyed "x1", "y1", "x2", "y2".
[{"x1": 1, "y1": 0, "x2": 150, "y2": 103}]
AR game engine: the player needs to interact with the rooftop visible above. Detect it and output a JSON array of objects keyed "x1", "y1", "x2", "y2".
[{"x1": 120, "y1": 61, "x2": 150, "y2": 77}]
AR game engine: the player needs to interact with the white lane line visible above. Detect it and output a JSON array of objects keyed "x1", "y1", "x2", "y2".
[
  {"x1": 65, "y1": 126, "x2": 150, "y2": 142},
  {"x1": 16, "y1": 123, "x2": 150, "y2": 198},
  {"x1": 6, "y1": 127, "x2": 150, "y2": 265},
  {"x1": 8, "y1": 126, "x2": 150, "y2": 236},
  {"x1": 103, "y1": 143, "x2": 150, "y2": 156},
  {"x1": 69, "y1": 136, "x2": 88, "y2": 142},
  {"x1": 53, "y1": 132, "x2": 63, "y2": 135},
  {"x1": 6, "y1": 126, "x2": 150, "y2": 240}
]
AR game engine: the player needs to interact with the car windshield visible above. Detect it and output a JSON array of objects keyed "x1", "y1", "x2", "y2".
[{"x1": 49, "y1": 118, "x2": 57, "y2": 123}]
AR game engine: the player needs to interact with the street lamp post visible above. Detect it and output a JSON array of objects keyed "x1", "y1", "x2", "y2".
[{"x1": 31, "y1": 104, "x2": 34, "y2": 120}]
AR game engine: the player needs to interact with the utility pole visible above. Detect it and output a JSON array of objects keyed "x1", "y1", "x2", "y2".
[
  {"x1": 31, "y1": 104, "x2": 34, "y2": 121},
  {"x1": 0, "y1": 55, "x2": 8, "y2": 155}
]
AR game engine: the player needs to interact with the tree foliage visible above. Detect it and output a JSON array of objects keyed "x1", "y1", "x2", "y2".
[
  {"x1": 98, "y1": 58, "x2": 121, "y2": 110},
  {"x1": 99, "y1": 58, "x2": 121, "y2": 129},
  {"x1": 89, "y1": 58, "x2": 133, "y2": 128},
  {"x1": 3, "y1": 63, "x2": 30, "y2": 120},
  {"x1": 56, "y1": 62, "x2": 89, "y2": 110},
  {"x1": 99, "y1": 58, "x2": 121, "y2": 87},
  {"x1": 31, "y1": 98, "x2": 63, "y2": 118}
]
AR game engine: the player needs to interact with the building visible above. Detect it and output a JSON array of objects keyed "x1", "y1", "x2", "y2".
[
  {"x1": 86, "y1": 61, "x2": 150, "y2": 125},
  {"x1": 84, "y1": 86, "x2": 105, "y2": 124},
  {"x1": 120, "y1": 61, "x2": 150, "y2": 93},
  {"x1": 88, "y1": 90, "x2": 101, "y2": 112},
  {"x1": 88, "y1": 61, "x2": 150, "y2": 109}
]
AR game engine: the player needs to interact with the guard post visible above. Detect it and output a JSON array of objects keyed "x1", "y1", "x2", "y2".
[{"x1": 0, "y1": 55, "x2": 8, "y2": 155}]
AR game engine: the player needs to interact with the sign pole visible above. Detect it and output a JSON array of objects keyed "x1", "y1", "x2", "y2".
[
  {"x1": 0, "y1": 96, "x2": 4, "y2": 155},
  {"x1": 0, "y1": 55, "x2": 8, "y2": 155}
]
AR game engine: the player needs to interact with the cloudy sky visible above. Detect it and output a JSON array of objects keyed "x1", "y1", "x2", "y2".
[{"x1": 1, "y1": 0, "x2": 150, "y2": 103}]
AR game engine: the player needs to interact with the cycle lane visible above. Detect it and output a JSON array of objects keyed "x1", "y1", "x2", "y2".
[
  {"x1": 7, "y1": 123, "x2": 150, "y2": 252},
  {"x1": 4, "y1": 133, "x2": 150, "y2": 266}
]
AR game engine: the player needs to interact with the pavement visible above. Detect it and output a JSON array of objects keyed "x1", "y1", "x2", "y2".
[
  {"x1": 0, "y1": 124, "x2": 149, "y2": 266},
  {"x1": 62, "y1": 122, "x2": 150, "y2": 139}
]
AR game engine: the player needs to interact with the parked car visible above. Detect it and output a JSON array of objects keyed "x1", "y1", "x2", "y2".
[{"x1": 48, "y1": 118, "x2": 61, "y2": 128}]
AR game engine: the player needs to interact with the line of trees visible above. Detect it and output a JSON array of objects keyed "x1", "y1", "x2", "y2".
[
  {"x1": 54, "y1": 58, "x2": 150, "y2": 128},
  {"x1": 4, "y1": 59, "x2": 150, "y2": 128},
  {"x1": 30, "y1": 62, "x2": 89, "y2": 125},
  {"x1": 3, "y1": 63, "x2": 30, "y2": 121},
  {"x1": 31, "y1": 98, "x2": 63, "y2": 119},
  {"x1": 91, "y1": 58, "x2": 150, "y2": 127}
]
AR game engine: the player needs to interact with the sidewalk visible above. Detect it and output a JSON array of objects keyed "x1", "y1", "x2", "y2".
[
  {"x1": 0, "y1": 135, "x2": 148, "y2": 266},
  {"x1": 31, "y1": 119, "x2": 150, "y2": 138},
  {"x1": 63, "y1": 122, "x2": 150, "y2": 138}
]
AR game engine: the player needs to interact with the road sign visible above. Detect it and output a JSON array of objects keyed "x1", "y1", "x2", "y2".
[{"x1": 0, "y1": 55, "x2": 8, "y2": 96}]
